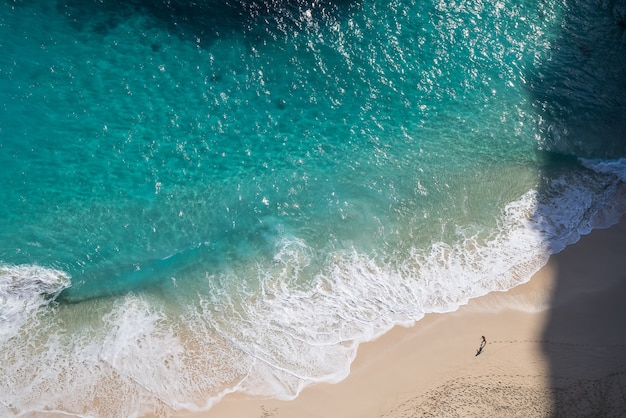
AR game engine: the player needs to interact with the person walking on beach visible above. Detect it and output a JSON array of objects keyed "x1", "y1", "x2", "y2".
[{"x1": 476, "y1": 336, "x2": 487, "y2": 356}]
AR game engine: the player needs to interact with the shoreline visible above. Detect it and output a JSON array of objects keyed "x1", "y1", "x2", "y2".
[{"x1": 180, "y1": 216, "x2": 626, "y2": 418}]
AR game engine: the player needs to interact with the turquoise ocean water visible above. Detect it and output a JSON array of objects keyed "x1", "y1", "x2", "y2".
[{"x1": 1, "y1": 0, "x2": 626, "y2": 415}]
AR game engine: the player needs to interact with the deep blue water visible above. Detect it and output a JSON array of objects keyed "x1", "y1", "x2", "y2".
[{"x1": 1, "y1": 0, "x2": 626, "y2": 415}]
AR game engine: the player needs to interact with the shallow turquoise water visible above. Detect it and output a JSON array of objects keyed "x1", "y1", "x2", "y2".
[{"x1": 1, "y1": 0, "x2": 625, "y2": 415}]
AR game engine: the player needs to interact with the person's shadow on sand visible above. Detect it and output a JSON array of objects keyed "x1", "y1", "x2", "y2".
[{"x1": 475, "y1": 336, "x2": 487, "y2": 356}]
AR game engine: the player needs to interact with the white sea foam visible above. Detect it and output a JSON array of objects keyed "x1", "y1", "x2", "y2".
[
  {"x1": 582, "y1": 158, "x2": 626, "y2": 182},
  {"x1": 0, "y1": 264, "x2": 70, "y2": 343}
]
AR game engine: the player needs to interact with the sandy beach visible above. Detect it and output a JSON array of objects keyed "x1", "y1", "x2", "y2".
[{"x1": 183, "y1": 216, "x2": 626, "y2": 418}]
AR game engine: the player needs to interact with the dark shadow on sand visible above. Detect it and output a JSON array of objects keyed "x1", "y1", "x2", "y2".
[{"x1": 539, "y1": 227, "x2": 626, "y2": 415}]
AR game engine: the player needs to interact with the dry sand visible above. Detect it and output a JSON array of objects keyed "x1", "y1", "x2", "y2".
[{"x1": 183, "y1": 217, "x2": 626, "y2": 418}]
